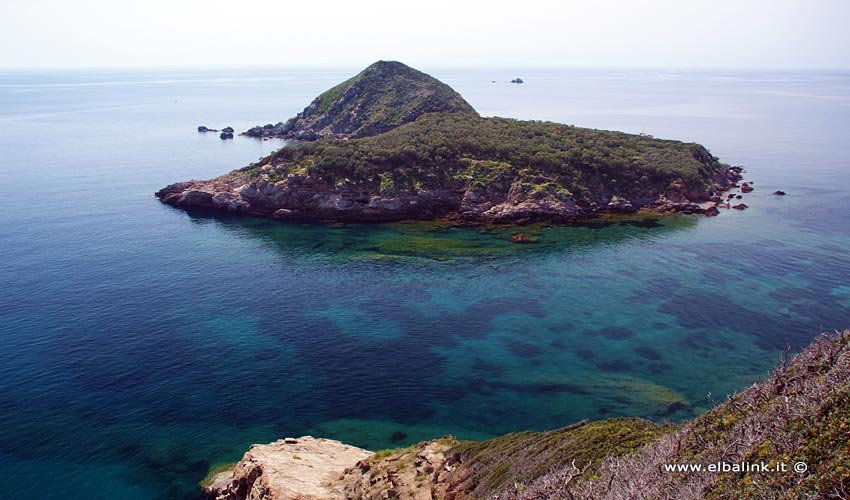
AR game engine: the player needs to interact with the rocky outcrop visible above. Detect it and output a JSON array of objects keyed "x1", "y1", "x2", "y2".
[
  {"x1": 340, "y1": 439, "x2": 460, "y2": 500},
  {"x1": 703, "y1": 205, "x2": 720, "y2": 217},
  {"x1": 242, "y1": 61, "x2": 477, "y2": 141},
  {"x1": 203, "y1": 437, "x2": 372, "y2": 500}
]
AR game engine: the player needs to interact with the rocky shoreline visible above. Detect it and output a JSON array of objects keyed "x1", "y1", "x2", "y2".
[{"x1": 155, "y1": 167, "x2": 744, "y2": 225}]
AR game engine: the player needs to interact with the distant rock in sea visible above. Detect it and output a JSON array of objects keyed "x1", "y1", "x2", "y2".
[
  {"x1": 197, "y1": 125, "x2": 219, "y2": 133},
  {"x1": 511, "y1": 78, "x2": 524, "y2": 84}
]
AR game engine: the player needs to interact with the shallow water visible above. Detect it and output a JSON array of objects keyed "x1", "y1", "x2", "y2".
[{"x1": 1, "y1": 67, "x2": 849, "y2": 498}]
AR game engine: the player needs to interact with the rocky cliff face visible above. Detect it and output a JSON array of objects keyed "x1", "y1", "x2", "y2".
[
  {"x1": 243, "y1": 61, "x2": 477, "y2": 140},
  {"x1": 203, "y1": 437, "x2": 462, "y2": 500},
  {"x1": 203, "y1": 437, "x2": 372, "y2": 500},
  {"x1": 155, "y1": 166, "x2": 738, "y2": 224}
]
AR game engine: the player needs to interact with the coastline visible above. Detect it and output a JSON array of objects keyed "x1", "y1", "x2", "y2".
[{"x1": 155, "y1": 167, "x2": 744, "y2": 225}]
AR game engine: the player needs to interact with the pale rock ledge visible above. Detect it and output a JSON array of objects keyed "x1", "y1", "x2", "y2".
[{"x1": 204, "y1": 436, "x2": 373, "y2": 500}]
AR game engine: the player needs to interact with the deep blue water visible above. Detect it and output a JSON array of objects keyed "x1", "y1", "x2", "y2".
[{"x1": 1, "y1": 67, "x2": 849, "y2": 499}]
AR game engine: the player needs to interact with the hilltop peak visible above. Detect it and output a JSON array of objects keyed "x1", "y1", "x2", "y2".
[{"x1": 244, "y1": 61, "x2": 478, "y2": 140}]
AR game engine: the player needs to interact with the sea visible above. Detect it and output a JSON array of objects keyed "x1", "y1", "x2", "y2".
[{"x1": 1, "y1": 66, "x2": 848, "y2": 499}]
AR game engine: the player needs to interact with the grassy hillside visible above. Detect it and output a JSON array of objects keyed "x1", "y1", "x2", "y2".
[
  {"x1": 335, "y1": 331, "x2": 849, "y2": 500},
  {"x1": 247, "y1": 112, "x2": 730, "y2": 206},
  {"x1": 492, "y1": 331, "x2": 850, "y2": 499},
  {"x1": 447, "y1": 418, "x2": 674, "y2": 497},
  {"x1": 246, "y1": 61, "x2": 478, "y2": 140}
]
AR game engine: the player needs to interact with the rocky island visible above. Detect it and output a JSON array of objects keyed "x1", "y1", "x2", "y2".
[{"x1": 156, "y1": 61, "x2": 743, "y2": 223}]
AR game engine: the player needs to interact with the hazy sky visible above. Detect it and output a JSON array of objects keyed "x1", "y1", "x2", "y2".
[{"x1": 2, "y1": 0, "x2": 849, "y2": 69}]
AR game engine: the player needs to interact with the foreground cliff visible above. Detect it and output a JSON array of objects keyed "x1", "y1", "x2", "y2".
[{"x1": 204, "y1": 331, "x2": 850, "y2": 499}]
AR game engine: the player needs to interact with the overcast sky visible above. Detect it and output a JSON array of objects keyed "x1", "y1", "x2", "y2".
[{"x1": 2, "y1": 0, "x2": 849, "y2": 70}]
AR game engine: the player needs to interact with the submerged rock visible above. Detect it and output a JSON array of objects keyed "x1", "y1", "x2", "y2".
[
  {"x1": 510, "y1": 233, "x2": 538, "y2": 244},
  {"x1": 773, "y1": 190, "x2": 787, "y2": 195}
]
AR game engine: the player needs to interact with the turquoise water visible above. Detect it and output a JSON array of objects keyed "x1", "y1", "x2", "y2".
[{"x1": 1, "y1": 67, "x2": 849, "y2": 498}]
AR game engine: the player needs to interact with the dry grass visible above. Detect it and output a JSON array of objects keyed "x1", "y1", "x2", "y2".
[{"x1": 495, "y1": 331, "x2": 850, "y2": 500}]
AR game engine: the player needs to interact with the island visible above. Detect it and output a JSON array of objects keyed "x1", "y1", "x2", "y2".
[{"x1": 156, "y1": 61, "x2": 743, "y2": 223}]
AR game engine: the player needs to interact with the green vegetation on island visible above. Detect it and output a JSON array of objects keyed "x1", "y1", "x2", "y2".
[
  {"x1": 244, "y1": 60, "x2": 478, "y2": 140},
  {"x1": 248, "y1": 112, "x2": 731, "y2": 206},
  {"x1": 159, "y1": 60, "x2": 743, "y2": 224}
]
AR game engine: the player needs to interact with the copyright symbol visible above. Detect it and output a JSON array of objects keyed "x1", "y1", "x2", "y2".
[{"x1": 794, "y1": 462, "x2": 808, "y2": 473}]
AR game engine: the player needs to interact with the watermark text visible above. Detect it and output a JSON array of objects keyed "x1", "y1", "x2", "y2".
[{"x1": 662, "y1": 461, "x2": 807, "y2": 474}]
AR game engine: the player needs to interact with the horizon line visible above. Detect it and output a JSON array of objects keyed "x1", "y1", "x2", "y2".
[{"x1": 2, "y1": 61, "x2": 849, "y2": 74}]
